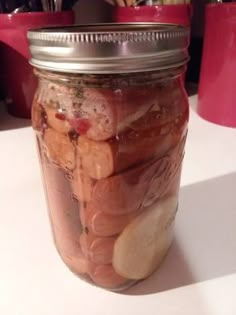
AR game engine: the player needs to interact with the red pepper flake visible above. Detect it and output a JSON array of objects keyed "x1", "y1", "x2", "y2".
[
  {"x1": 69, "y1": 118, "x2": 91, "y2": 135},
  {"x1": 55, "y1": 112, "x2": 66, "y2": 121}
]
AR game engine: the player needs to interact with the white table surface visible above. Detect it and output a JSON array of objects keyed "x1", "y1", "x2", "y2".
[{"x1": 0, "y1": 95, "x2": 236, "y2": 315}]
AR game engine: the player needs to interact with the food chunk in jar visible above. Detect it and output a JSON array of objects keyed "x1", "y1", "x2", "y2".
[
  {"x1": 44, "y1": 128, "x2": 76, "y2": 171},
  {"x1": 113, "y1": 196, "x2": 178, "y2": 280},
  {"x1": 88, "y1": 129, "x2": 186, "y2": 215},
  {"x1": 80, "y1": 207, "x2": 142, "y2": 237},
  {"x1": 77, "y1": 125, "x2": 181, "y2": 180},
  {"x1": 71, "y1": 167, "x2": 95, "y2": 202},
  {"x1": 42, "y1": 160, "x2": 82, "y2": 245},
  {"x1": 87, "y1": 262, "x2": 128, "y2": 289},
  {"x1": 45, "y1": 106, "x2": 72, "y2": 135},
  {"x1": 89, "y1": 155, "x2": 169, "y2": 215},
  {"x1": 74, "y1": 79, "x2": 185, "y2": 140},
  {"x1": 71, "y1": 86, "x2": 162, "y2": 141},
  {"x1": 143, "y1": 134, "x2": 186, "y2": 207},
  {"x1": 32, "y1": 100, "x2": 45, "y2": 131},
  {"x1": 80, "y1": 232, "x2": 116, "y2": 265},
  {"x1": 77, "y1": 136, "x2": 116, "y2": 180}
]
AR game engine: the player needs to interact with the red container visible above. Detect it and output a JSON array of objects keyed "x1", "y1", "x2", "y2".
[
  {"x1": 114, "y1": 4, "x2": 192, "y2": 27},
  {"x1": 0, "y1": 11, "x2": 74, "y2": 118},
  {"x1": 198, "y1": 4, "x2": 236, "y2": 128}
]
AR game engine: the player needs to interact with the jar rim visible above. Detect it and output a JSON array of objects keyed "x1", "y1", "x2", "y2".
[{"x1": 28, "y1": 23, "x2": 190, "y2": 74}]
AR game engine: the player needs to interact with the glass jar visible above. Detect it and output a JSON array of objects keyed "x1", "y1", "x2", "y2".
[{"x1": 28, "y1": 24, "x2": 189, "y2": 291}]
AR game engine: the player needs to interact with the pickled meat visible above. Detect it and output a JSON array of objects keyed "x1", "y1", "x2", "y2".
[
  {"x1": 37, "y1": 81, "x2": 77, "y2": 114},
  {"x1": 42, "y1": 161, "x2": 82, "y2": 250},
  {"x1": 71, "y1": 167, "x2": 95, "y2": 202},
  {"x1": 45, "y1": 106, "x2": 72, "y2": 135},
  {"x1": 87, "y1": 262, "x2": 128, "y2": 289},
  {"x1": 129, "y1": 84, "x2": 187, "y2": 132},
  {"x1": 81, "y1": 206, "x2": 142, "y2": 237},
  {"x1": 41, "y1": 157, "x2": 87, "y2": 275},
  {"x1": 143, "y1": 134, "x2": 186, "y2": 207},
  {"x1": 90, "y1": 155, "x2": 170, "y2": 215},
  {"x1": 73, "y1": 86, "x2": 160, "y2": 141},
  {"x1": 80, "y1": 232, "x2": 116, "y2": 265},
  {"x1": 44, "y1": 128, "x2": 76, "y2": 171},
  {"x1": 79, "y1": 203, "x2": 90, "y2": 228},
  {"x1": 37, "y1": 75, "x2": 186, "y2": 142},
  {"x1": 32, "y1": 101, "x2": 45, "y2": 131},
  {"x1": 77, "y1": 136, "x2": 116, "y2": 180},
  {"x1": 71, "y1": 80, "x2": 185, "y2": 140},
  {"x1": 78, "y1": 125, "x2": 181, "y2": 180}
]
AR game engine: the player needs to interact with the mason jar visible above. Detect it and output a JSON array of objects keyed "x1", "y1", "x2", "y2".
[{"x1": 28, "y1": 23, "x2": 189, "y2": 291}]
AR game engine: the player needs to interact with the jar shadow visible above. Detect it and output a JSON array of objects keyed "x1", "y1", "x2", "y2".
[{"x1": 121, "y1": 172, "x2": 236, "y2": 295}]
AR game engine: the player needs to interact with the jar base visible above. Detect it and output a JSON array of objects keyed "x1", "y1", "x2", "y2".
[{"x1": 54, "y1": 231, "x2": 174, "y2": 292}]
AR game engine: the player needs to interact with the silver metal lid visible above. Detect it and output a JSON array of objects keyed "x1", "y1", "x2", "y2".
[{"x1": 27, "y1": 23, "x2": 190, "y2": 74}]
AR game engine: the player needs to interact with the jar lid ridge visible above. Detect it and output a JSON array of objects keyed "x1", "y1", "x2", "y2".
[{"x1": 28, "y1": 23, "x2": 190, "y2": 74}]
